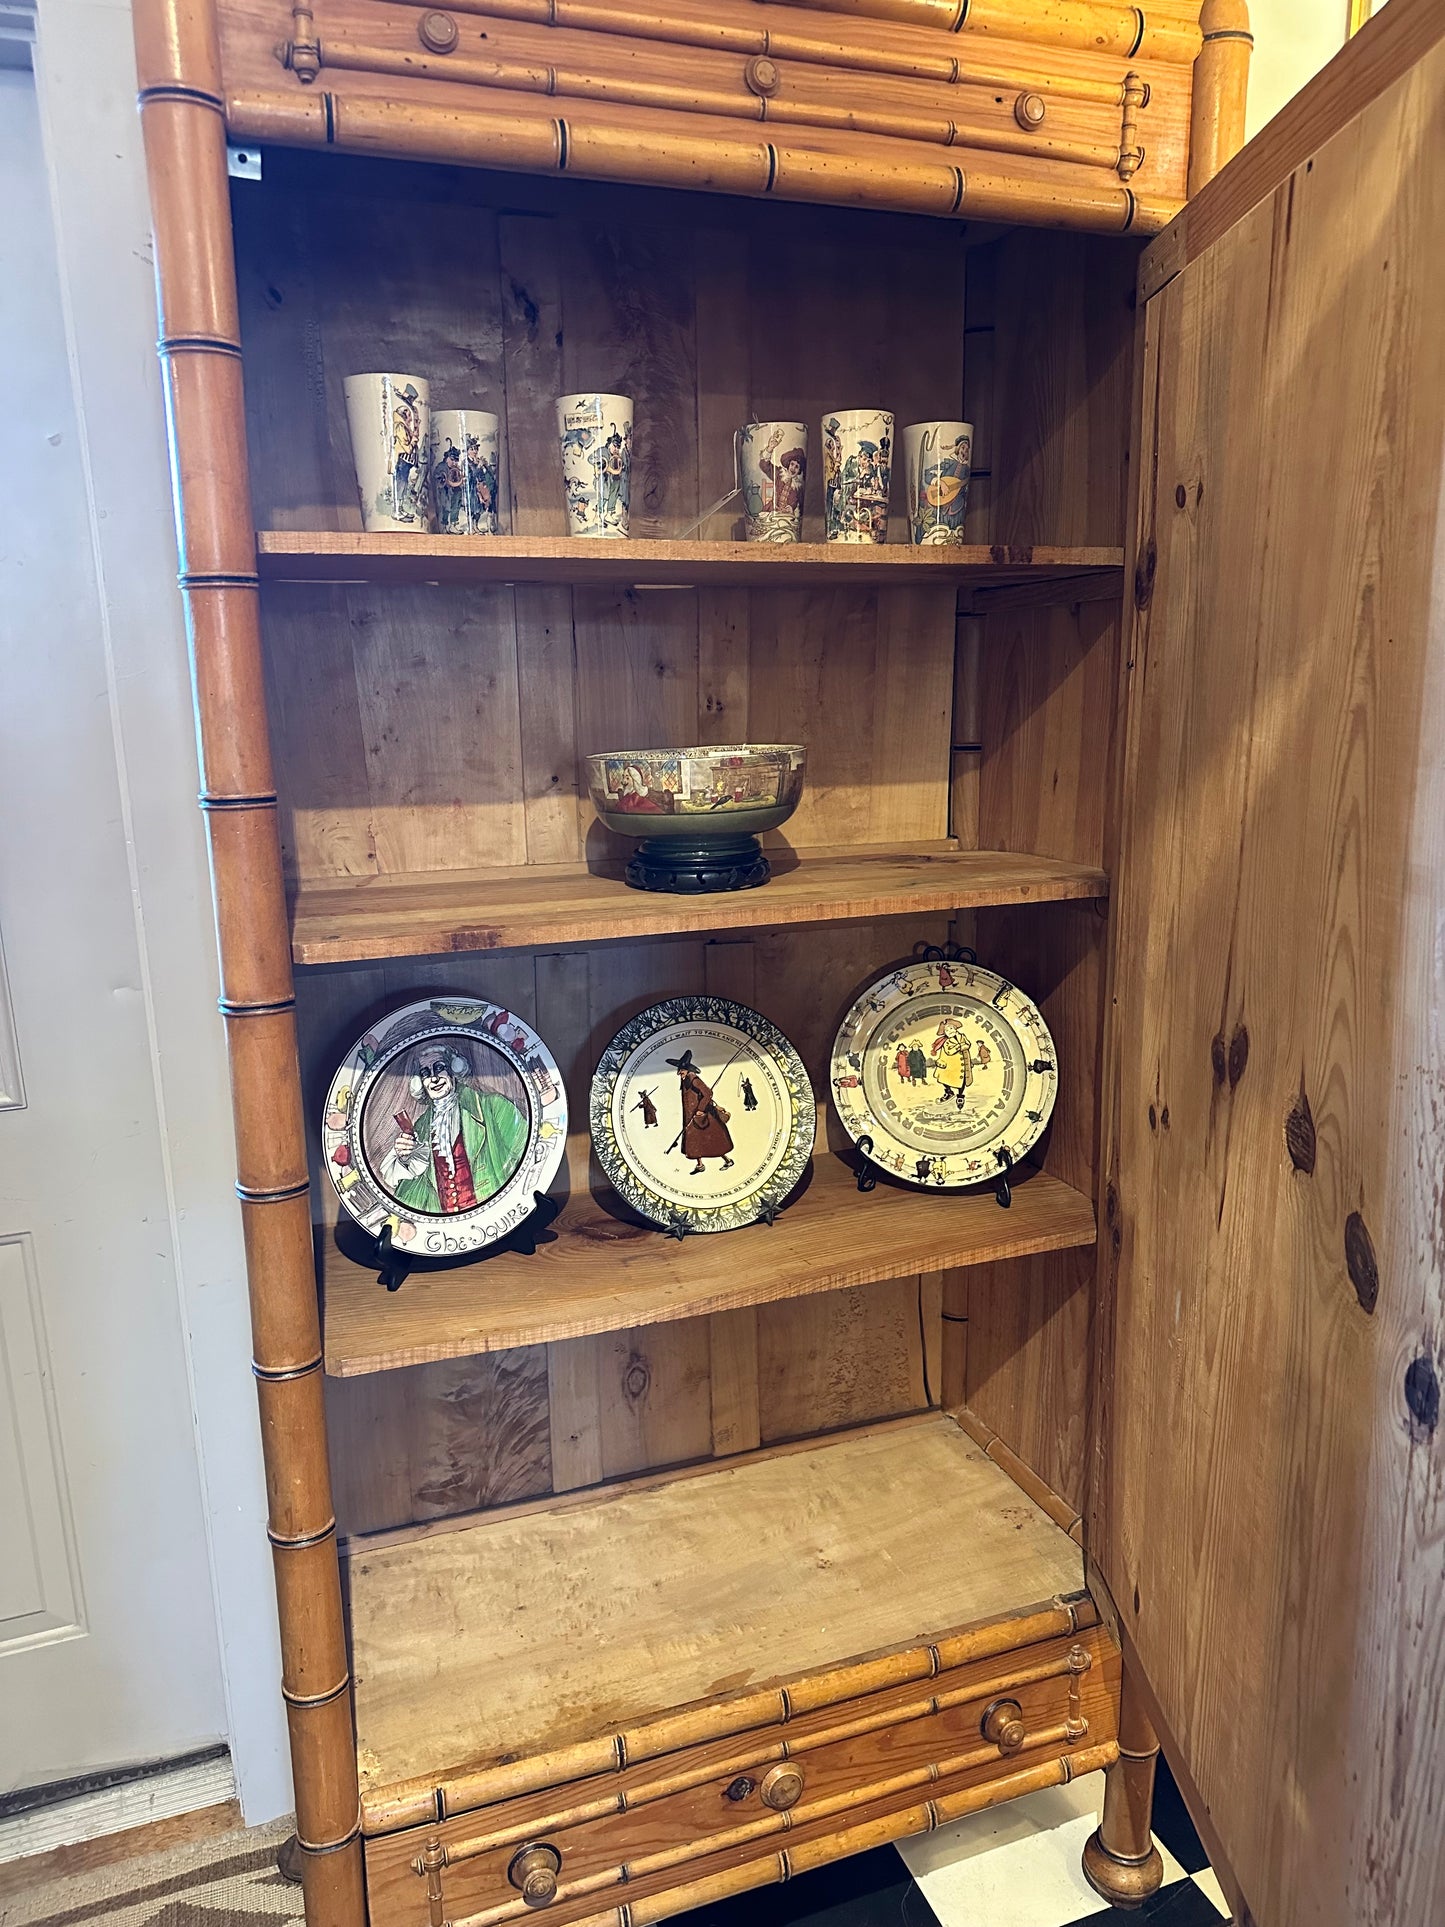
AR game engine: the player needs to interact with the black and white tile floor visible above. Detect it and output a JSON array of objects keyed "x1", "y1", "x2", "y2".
[{"x1": 687, "y1": 1760, "x2": 1229, "y2": 1927}]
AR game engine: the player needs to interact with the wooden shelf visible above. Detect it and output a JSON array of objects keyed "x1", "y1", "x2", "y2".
[
  {"x1": 256, "y1": 531, "x2": 1124, "y2": 593},
  {"x1": 291, "y1": 847, "x2": 1108, "y2": 966},
  {"x1": 321, "y1": 1157, "x2": 1095, "y2": 1376},
  {"x1": 348, "y1": 1412, "x2": 1087, "y2": 1816}
]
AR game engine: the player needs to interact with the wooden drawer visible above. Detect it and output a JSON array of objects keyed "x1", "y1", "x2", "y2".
[{"x1": 364, "y1": 1621, "x2": 1120, "y2": 1927}]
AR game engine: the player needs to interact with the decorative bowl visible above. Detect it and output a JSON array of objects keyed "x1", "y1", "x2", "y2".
[{"x1": 585, "y1": 744, "x2": 805, "y2": 893}]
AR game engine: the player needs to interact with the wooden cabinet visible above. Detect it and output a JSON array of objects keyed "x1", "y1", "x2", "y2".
[{"x1": 130, "y1": 1, "x2": 1445, "y2": 1923}]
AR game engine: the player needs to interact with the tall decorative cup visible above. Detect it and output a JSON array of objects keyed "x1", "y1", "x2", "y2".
[
  {"x1": 904, "y1": 421, "x2": 973, "y2": 545},
  {"x1": 344, "y1": 373, "x2": 431, "y2": 531},
  {"x1": 555, "y1": 392, "x2": 633, "y2": 537},
  {"x1": 430, "y1": 409, "x2": 501, "y2": 535},
  {"x1": 738, "y1": 422, "x2": 807, "y2": 543},
  {"x1": 821, "y1": 409, "x2": 893, "y2": 543}
]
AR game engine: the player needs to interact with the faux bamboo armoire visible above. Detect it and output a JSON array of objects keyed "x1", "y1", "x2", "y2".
[{"x1": 132, "y1": 0, "x2": 1445, "y2": 1920}]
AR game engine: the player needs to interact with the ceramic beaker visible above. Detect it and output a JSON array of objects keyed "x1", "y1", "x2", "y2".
[
  {"x1": 555, "y1": 393, "x2": 633, "y2": 537},
  {"x1": 737, "y1": 422, "x2": 807, "y2": 542},
  {"x1": 821, "y1": 409, "x2": 893, "y2": 543},
  {"x1": 903, "y1": 421, "x2": 973, "y2": 545},
  {"x1": 344, "y1": 373, "x2": 431, "y2": 531},
  {"x1": 430, "y1": 409, "x2": 501, "y2": 535}
]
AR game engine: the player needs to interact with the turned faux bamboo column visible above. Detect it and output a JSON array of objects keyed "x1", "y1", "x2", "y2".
[
  {"x1": 130, "y1": 2, "x2": 366, "y2": 1923},
  {"x1": 1080, "y1": 1665, "x2": 1164, "y2": 1907},
  {"x1": 1188, "y1": 0, "x2": 1253, "y2": 193}
]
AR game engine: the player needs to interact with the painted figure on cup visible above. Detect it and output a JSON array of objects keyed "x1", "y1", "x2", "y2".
[
  {"x1": 739, "y1": 422, "x2": 807, "y2": 542},
  {"x1": 391, "y1": 389, "x2": 424, "y2": 513},
  {"x1": 822, "y1": 410, "x2": 893, "y2": 543},
  {"x1": 430, "y1": 409, "x2": 500, "y2": 536},
  {"x1": 556, "y1": 394, "x2": 634, "y2": 537},
  {"x1": 377, "y1": 1045, "x2": 528, "y2": 1214},
  {"x1": 343, "y1": 373, "x2": 432, "y2": 531},
  {"x1": 905, "y1": 421, "x2": 973, "y2": 546}
]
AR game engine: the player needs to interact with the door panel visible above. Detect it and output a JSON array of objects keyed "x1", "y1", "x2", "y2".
[
  {"x1": 1094, "y1": 27, "x2": 1445, "y2": 1927},
  {"x1": 0, "y1": 1235, "x2": 82, "y2": 1644},
  {"x1": 0, "y1": 59, "x2": 227, "y2": 1791}
]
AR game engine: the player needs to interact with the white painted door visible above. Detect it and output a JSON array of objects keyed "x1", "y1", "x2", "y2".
[{"x1": 0, "y1": 58, "x2": 229, "y2": 1792}]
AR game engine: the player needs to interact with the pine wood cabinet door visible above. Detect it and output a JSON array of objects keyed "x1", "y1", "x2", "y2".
[{"x1": 1092, "y1": 5, "x2": 1445, "y2": 1922}]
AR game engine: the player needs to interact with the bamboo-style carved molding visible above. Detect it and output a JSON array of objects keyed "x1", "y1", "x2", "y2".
[
  {"x1": 220, "y1": 0, "x2": 1232, "y2": 232},
  {"x1": 506, "y1": 1742, "x2": 1121, "y2": 1927},
  {"x1": 132, "y1": 0, "x2": 367, "y2": 1917},
  {"x1": 363, "y1": 1593, "x2": 1097, "y2": 1833},
  {"x1": 710, "y1": 0, "x2": 1202, "y2": 64},
  {"x1": 307, "y1": 33, "x2": 1153, "y2": 176},
  {"x1": 418, "y1": 1644, "x2": 1095, "y2": 1876},
  {"x1": 225, "y1": 86, "x2": 1169, "y2": 231},
  {"x1": 424, "y1": 0, "x2": 1146, "y2": 99},
  {"x1": 427, "y1": 1725, "x2": 1097, "y2": 1927}
]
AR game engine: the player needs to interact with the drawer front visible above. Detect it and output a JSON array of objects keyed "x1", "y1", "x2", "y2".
[{"x1": 365, "y1": 1624, "x2": 1120, "y2": 1927}]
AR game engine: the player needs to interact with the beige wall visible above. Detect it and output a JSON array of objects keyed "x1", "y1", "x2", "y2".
[{"x1": 1244, "y1": 0, "x2": 1352, "y2": 141}]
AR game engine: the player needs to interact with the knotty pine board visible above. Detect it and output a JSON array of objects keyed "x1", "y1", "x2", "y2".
[
  {"x1": 346, "y1": 1413, "x2": 1085, "y2": 1792},
  {"x1": 1094, "y1": 40, "x2": 1445, "y2": 1927}
]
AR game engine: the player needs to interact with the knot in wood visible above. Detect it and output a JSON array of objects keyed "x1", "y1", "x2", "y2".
[
  {"x1": 745, "y1": 55, "x2": 781, "y2": 98},
  {"x1": 1344, "y1": 1211, "x2": 1379, "y2": 1315},
  {"x1": 1014, "y1": 92, "x2": 1046, "y2": 130},
  {"x1": 1405, "y1": 1354, "x2": 1440, "y2": 1434},
  {"x1": 418, "y1": 10, "x2": 459, "y2": 53}
]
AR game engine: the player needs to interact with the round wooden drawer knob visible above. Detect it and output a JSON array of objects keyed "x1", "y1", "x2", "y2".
[
  {"x1": 508, "y1": 1843, "x2": 563, "y2": 1907},
  {"x1": 1014, "y1": 92, "x2": 1046, "y2": 130},
  {"x1": 759, "y1": 1762, "x2": 805, "y2": 1810},
  {"x1": 745, "y1": 55, "x2": 781, "y2": 98},
  {"x1": 982, "y1": 1698, "x2": 1027, "y2": 1752},
  {"x1": 418, "y1": 10, "x2": 459, "y2": 53}
]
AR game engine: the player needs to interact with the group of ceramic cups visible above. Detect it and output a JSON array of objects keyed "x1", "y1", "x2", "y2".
[
  {"x1": 742, "y1": 411, "x2": 973, "y2": 547},
  {"x1": 343, "y1": 374, "x2": 972, "y2": 546}
]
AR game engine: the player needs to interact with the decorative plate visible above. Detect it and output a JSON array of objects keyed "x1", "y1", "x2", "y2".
[
  {"x1": 830, "y1": 955, "x2": 1057, "y2": 1189},
  {"x1": 322, "y1": 998, "x2": 567, "y2": 1257},
  {"x1": 590, "y1": 997, "x2": 815, "y2": 1233}
]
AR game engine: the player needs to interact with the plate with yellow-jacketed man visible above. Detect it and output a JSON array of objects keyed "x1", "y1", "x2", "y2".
[{"x1": 830, "y1": 955, "x2": 1056, "y2": 1189}]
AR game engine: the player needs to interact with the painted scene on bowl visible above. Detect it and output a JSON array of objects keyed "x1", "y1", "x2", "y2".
[{"x1": 590, "y1": 748, "x2": 799, "y2": 817}]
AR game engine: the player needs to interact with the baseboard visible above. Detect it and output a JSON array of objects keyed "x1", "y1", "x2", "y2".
[{"x1": 0, "y1": 1748, "x2": 237, "y2": 1871}]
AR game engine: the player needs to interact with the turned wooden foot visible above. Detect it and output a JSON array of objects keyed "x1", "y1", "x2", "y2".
[{"x1": 1083, "y1": 1666, "x2": 1164, "y2": 1909}]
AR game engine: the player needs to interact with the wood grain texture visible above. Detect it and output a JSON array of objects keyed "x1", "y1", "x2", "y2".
[
  {"x1": 255, "y1": 531, "x2": 1123, "y2": 589},
  {"x1": 321, "y1": 1154, "x2": 1094, "y2": 1375},
  {"x1": 326, "y1": 1349, "x2": 554, "y2": 1537},
  {"x1": 947, "y1": 230, "x2": 1133, "y2": 1517},
  {"x1": 1095, "y1": 39, "x2": 1445, "y2": 1926},
  {"x1": 289, "y1": 848, "x2": 1107, "y2": 963},
  {"x1": 348, "y1": 1411, "x2": 1085, "y2": 1796}
]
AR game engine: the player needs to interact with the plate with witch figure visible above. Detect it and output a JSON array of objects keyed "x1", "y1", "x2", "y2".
[
  {"x1": 830, "y1": 953, "x2": 1057, "y2": 1190},
  {"x1": 590, "y1": 998, "x2": 815, "y2": 1234},
  {"x1": 322, "y1": 997, "x2": 567, "y2": 1257}
]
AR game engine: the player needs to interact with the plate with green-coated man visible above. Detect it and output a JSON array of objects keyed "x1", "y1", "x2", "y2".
[{"x1": 322, "y1": 997, "x2": 567, "y2": 1257}]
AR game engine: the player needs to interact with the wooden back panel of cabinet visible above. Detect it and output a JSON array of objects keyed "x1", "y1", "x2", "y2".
[
  {"x1": 1094, "y1": 3, "x2": 1445, "y2": 1919},
  {"x1": 226, "y1": 156, "x2": 1132, "y2": 1542}
]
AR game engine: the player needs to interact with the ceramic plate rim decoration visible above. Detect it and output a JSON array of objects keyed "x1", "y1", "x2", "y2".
[
  {"x1": 322, "y1": 997, "x2": 568, "y2": 1258},
  {"x1": 590, "y1": 996, "x2": 816, "y2": 1234},
  {"x1": 829, "y1": 958, "x2": 1057, "y2": 1190}
]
